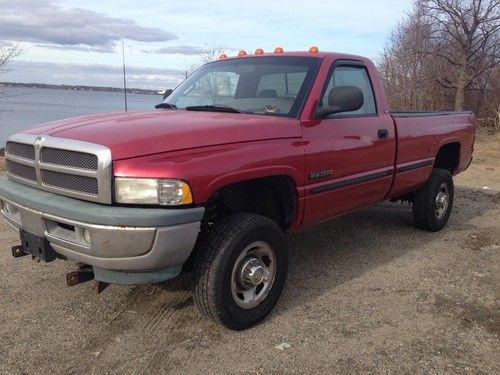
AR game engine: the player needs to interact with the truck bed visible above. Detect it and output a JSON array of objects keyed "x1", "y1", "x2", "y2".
[{"x1": 387, "y1": 111, "x2": 475, "y2": 199}]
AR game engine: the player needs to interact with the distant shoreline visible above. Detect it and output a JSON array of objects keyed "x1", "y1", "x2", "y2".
[{"x1": 0, "y1": 82, "x2": 162, "y2": 96}]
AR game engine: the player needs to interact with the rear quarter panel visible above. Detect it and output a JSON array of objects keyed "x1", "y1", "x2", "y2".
[{"x1": 388, "y1": 112, "x2": 475, "y2": 199}]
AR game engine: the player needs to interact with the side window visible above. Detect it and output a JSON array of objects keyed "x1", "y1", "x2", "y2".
[
  {"x1": 320, "y1": 65, "x2": 377, "y2": 116},
  {"x1": 286, "y1": 72, "x2": 307, "y2": 96},
  {"x1": 257, "y1": 73, "x2": 286, "y2": 97},
  {"x1": 256, "y1": 72, "x2": 307, "y2": 98}
]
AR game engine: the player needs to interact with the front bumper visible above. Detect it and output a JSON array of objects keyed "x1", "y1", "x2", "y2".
[{"x1": 0, "y1": 176, "x2": 204, "y2": 281}]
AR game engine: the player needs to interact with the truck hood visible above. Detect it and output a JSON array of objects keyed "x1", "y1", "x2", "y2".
[{"x1": 23, "y1": 110, "x2": 301, "y2": 160}]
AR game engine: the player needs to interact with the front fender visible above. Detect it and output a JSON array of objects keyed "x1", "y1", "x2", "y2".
[{"x1": 113, "y1": 139, "x2": 306, "y2": 204}]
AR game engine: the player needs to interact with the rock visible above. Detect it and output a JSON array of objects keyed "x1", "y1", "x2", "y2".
[{"x1": 274, "y1": 342, "x2": 291, "y2": 350}]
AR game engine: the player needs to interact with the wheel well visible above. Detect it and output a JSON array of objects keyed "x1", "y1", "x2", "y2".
[
  {"x1": 204, "y1": 176, "x2": 297, "y2": 231},
  {"x1": 434, "y1": 143, "x2": 460, "y2": 174}
]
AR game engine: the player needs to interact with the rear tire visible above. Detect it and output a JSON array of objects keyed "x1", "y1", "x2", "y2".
[
  {"x1": 412, "y1": 168, "x2": 454, "y2": 232},
  {"x1": 192, "y1": 213, "x2": 288, "y2": 330}
]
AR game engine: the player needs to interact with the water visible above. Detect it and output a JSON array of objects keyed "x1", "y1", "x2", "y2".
[{"x1": 0, "y1": 87, "x2": 162, "y2": 147}]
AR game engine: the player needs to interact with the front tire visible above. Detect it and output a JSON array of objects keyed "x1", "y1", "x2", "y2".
[
  {"x1": 412, "y1": 168, "x2": 454, "y2": 232},
  {"x1": 193, "y1": 213, "x2": 288, "y2": 330}
]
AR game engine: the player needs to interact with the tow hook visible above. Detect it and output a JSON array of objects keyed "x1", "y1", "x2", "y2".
[
  {"x1": 66, "y1": 265, "x2": 94, "y2": 286},
  {"x1": 11, "y1": 245, "x2": 27, "y2": 258},
  {"x1": 66, "y1": 265, "x2": 109, "y2": 294},
  {"x1": 96, "y1": 281, "x2": 109, "y2": 294}
]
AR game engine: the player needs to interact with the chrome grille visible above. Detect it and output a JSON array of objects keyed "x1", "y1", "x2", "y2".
[
  {"x1": 41, "y1": 170, "x2": 99, "y2": 194},
  {"x1": 4, "y1": 134, "x2": 112, "y2": 204},
  {"x1": 6, "y1": 160, "x2": 37, "y2": 181},
  {"x1": 41, "y1": 147, "x2": 98, "y2": 170},
  {"x1": 6, "y1": 142, "x2": 35, "y2": 160}
]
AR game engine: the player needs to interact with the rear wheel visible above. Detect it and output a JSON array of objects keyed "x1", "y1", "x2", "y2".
[
  {"x1": 193, "y1": 213, "x2": 288, "y2": 330},
  {"x1": 412, "y1": 168, "x2": 454, "y2": 231}
]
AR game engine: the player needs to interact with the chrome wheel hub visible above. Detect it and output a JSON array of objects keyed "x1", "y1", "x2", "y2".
[
  {"x1": 239, "y1": 258, "x2": 269, "y2": 288},
  {"x1": 435, "y1": 183, "x2": 449, "y2": 219},
  {"x1": 231, "y1": 241, "x2": 276, "y2": 309}
]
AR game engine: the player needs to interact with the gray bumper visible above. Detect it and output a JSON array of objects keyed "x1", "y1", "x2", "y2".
[{"x1": 0, "y1": 176, "x2": 204, "y2": 273}]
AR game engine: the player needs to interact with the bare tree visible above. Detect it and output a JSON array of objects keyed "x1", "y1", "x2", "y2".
[
  {"x1": 381, "y1": 5, "x2": 434, "y2": 110},
  {"x1": 0, "y1": 44, "x2": 22, "y2": 74},
  {"x1": 196, "y1": 44, "x2": 228, "y2": 65},
  {"x1": 379, "y1": 3, "x2": 453, "y2": 111},
  {"x1": 422, "y1": 0, "x2": 500, "y2": 110},
  {"x1": 0, "y1": 44, "x2": 22, "y2": 111},
  {"x1": 180, "y1": 44, "x2": 232, "y2": 105},
  {"x1": 379, "y1": 0, "x2": 499, "y2": 126},
  {"x1": 182, "y1": 44, "x2": 228, "y2": 80}
]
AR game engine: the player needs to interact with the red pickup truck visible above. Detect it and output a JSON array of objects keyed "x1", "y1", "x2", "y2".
[{"x1": 0, "y1": 49, "x2": 475, "y2": 329}]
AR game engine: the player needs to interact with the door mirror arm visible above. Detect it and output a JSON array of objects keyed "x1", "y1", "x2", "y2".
[{"x1": 315, "y1": 106, "x2": 343, "y2": 118}]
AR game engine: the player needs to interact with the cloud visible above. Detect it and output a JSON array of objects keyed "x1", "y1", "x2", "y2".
[
  {"x1": 0, "y1": 40, "x2": 15, "y2": 48},
  {"x1": 144, "y1": 45, "x2": 212, "y2": 56},
  {"x1": 35, "y1": 44, "x2": 115, "y2": 53},
  {"x1": 2, "y1": 60, "x2": 186, "y2": 89},
  {"x1": 0, "y1": 0, "x2": 178, "y2": 51}
]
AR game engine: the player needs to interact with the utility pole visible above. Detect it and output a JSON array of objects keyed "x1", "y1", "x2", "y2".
[{"x1": 122, "y1": 41, "x2": 128, "y2": 112}]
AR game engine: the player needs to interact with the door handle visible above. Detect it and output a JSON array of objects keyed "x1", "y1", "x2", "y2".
[{"x1": 377, "y1": 129, "x2": 389, "y2": 139}]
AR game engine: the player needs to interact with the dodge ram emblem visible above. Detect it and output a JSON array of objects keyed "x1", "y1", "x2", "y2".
[{"x1": 34, "y1": 136, "x2": 43, "y2": 149}]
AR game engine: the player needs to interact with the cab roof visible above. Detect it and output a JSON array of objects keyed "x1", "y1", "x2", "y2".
[{"x1": 219, "y1": 50, "x2": 371, "y2": 63}]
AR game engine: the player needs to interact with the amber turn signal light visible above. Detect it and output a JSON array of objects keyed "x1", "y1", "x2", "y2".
[
  {"x1": 274, "y1": 47, "x2": 284, "y2": 54},
  {"x1": 309, "y1": 46, "x2": 319, "y2": 53},
  {"x1": 254, "y1": 48, "x2": 264, "y2": 55}
]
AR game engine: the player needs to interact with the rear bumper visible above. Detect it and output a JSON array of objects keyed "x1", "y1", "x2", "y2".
[{"x1": 0, "y1": 176, "x2": 204, "y2": 278}]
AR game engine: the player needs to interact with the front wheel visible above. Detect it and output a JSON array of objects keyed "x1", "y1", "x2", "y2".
[
  {"x1": 192, "y1": 213, "x2": 288, "y2": 330},
  {"x1": 412, "y1": 168, "x2": 454, "y2": 232}
]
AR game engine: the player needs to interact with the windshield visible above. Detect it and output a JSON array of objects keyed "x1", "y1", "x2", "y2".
[{"x1": 161, "y1": 56, "x2": 321, "y2": 117}]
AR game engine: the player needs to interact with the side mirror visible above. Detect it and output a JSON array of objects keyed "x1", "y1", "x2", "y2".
[
  {"x1": 162, "y1": 89, "x2": 173, "y2": 100},
  {"x1": 315, "y1": 86, "x2": 364, "y2": 118}
]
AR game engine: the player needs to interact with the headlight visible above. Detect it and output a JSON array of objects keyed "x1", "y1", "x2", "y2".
[{"x1": 115, "y1": 178, "x2": 193, "y2": 205}]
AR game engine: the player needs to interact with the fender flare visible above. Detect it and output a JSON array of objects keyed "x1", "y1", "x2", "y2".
[{"x1": 203, "y1": 166, "x2": 301, "y2": 202}]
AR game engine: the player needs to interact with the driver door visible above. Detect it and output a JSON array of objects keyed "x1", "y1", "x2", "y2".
[{"x1": 302, "y1": 60, "x2": 396, "y2": 226}]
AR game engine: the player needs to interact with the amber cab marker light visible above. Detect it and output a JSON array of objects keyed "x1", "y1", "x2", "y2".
[
  {"x1": 238, "y1": 50, "x2": 247, "y2": 57},
  {"x1": 274, "y1": 47, "x2": 284, "y2": 54},
  {"x1": 219, "y1": 53, "x2": 227, "y2": 60},
  {"x1": 255, "y1": 48, "x2": 264, "y2": 55},
  {"x1": 309, "y1": 46, "x2": 319, "y2": 53}
]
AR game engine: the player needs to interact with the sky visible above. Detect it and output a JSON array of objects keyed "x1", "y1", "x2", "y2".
[{"x1": 0, "y1": 0, "x2": 413, "y2": 90}]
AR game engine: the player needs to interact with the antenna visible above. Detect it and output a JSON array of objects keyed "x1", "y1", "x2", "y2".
[{"x1": 122, "y1": 41, "x2": 128, "y2": 112}]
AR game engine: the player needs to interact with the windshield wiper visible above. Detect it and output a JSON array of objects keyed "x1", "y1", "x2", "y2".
[
  {"x1": 184, "y1": 105, "x2": 242, "y2": 114},
  {"x1": 155, "y1": 102, "x2": 177, "y2": 109}
]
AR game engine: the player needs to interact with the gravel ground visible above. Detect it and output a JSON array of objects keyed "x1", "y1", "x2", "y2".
[{"x1": 0, "y1": 134, "x2": 498, "y2": 374}]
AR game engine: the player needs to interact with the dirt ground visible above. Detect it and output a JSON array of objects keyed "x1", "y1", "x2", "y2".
[{"x1": 0, "y1": 133, "x2": 499, "y2": 374}]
